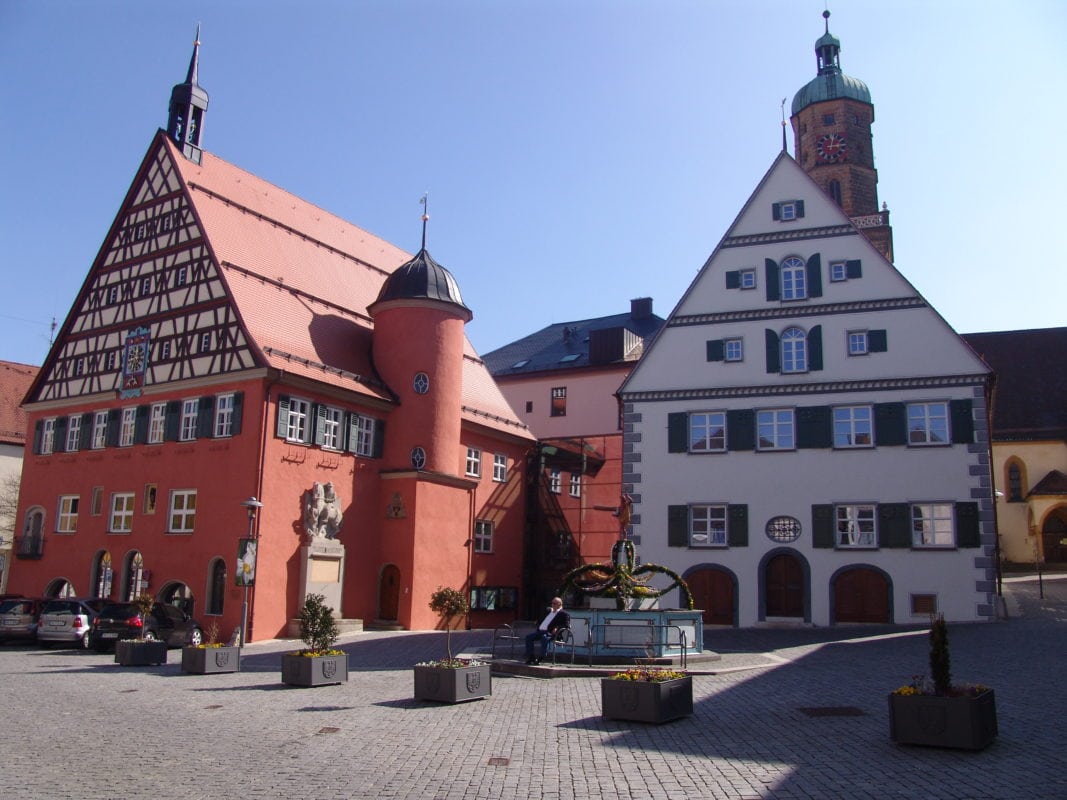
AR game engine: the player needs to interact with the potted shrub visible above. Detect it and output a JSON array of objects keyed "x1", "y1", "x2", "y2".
[
  {"x1": 601, "y1": 666, "x2": 692, "y2": 724},
  {"x1": 888, "y1": 614, "x2": 998, "y2": 750},
  {"x1": 413, "y1": 586, "x2": 490, "y2": 703},
  {"x1": 181, "y1": 620, "x2": 240, "y2": 675},
  {"x1": 115, "y1": 593, "x2": 168, "y2": 667},
  {"x1": 281, "y1": 594, "x2": 348, "y2": 687}
]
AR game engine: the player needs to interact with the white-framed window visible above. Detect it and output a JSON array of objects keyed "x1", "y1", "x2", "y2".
[
  {"x1": 836, "y1": 504, "x2": 876, "y2": 547},
  {"x1": 160, "y1": 341, "x2": 171, "y2": 360},
  {"x1": 66, "y1": 414, "x2": 82, "y2": 452},
  {"x1": 848, "y1": 331, "x2": 869, "y2": 356},
  {"x1": 690, "y1": 504, "x2": 727, "y2": 547},
  {"x1": 833, "y1": 406, "x2": 873, "y2": 448},
  {"x1": 549, "y1": 469, "x2": 562, "y2": 494},
  {"x1": 473, "y1": 519, "x2": 493, "y2": 553},
  {"x1": 140, "y1": 276, "x2": 152, "y2": 296},
  {"x1": 413, "y1": 372, "x2": 430, "y2": 394},
  {"x1": 569, "y1": 472, "x2": 581, "y2": 497},
  {"x1": 199, "y1": 332, "x2": 212, "y2": 352},
  {"x1": 40, "y1": 418, "x2": 56, "y2": 454},
  {"x1": 214, "y1": 394, "x2": 235, "y2": 438},
  {"x1": 352, "y1": 414, "x2": 376, "y2": 457},
  {"x1": 781, "y1": 327, "x2": 807, "y2": 373},
  {"x1": 411, "y1": 447, "x2": 427, "y2": 470},
  {"x1": 119, "y1": 407, "x2": 137, "y2": 447},
  {"x1": 56, "y1": 495, "x2": 79, "y2": 533},
  {"x1": 109, "y1": 492, "x2": 135, "y2": 533},
  {"x1": 92, "y1": 411, "x2": 108, "y2": 449},
  {"x1": 911, "y1": 503, "x2": 954, "y2": 547},
  {"x1": 492, "y1": 453, "x2": 507, "y2": 483},
  {"x1": 551, "y1": 387, "x2": 567, "y2": 417},
  {"x1": 73, "y1": 359, "x2": 84, "y2": 376},
  {"x1": 168, "y1": 489, "x2": 197, "y2": 533},
  {"x1": 907, "y1": 402, "x2": 949, "y2": 446},
  {"x1": 830, "y1": 261, "x2": 848, "y2": 282},
  {"x1": 779, "y1": 202, "x2": 798, "y2": 221},
  {"x1": 690, "y1": 411, "x2": 726, "y2": 452},
  {"x1": 781, "y1": 256, "x2": 807, "y2": 300},
  {"x1": 739, "y1": 269, "x2": 757, "y2": 289},
  {"x1": 105, "y1": 351, "x2": 117, "y2": 371},
  {"x1": 107, "y1": 286, "x2": 119, "y2": 304},
  {"x1": 320, "y1": 406, "x2": 343, "y2": 450},
  {"x1": 148, "y1": 403, "x2": 166, "y2": 444},
  {"x1": 757, "y1": 408, "x2": 795, "y2": 450},
  {"x1": 285, "y1": 397, "x2": 311, "y2": 443},
  {"x1": 465, "y1": 447, "x2": 482, "y2": 478},
  {"x1": 176, "y1": 266, "x2": 187, "y2": 286},
  {"x1": 179, "y1": 398, "x2": 199, "y2": 441},
  {"x1": 724, "y1": 338, "x2": 744, "y2": 362}
]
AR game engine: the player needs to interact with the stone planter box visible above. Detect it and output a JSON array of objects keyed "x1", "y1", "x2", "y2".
[
  {"x1": 281, "y1": 652, "x2": 348, "y2": 687},
  {"x1": 413, "y1": 664, "x2": 491, "y2": 703},
  {"x1": 601, "y1": 676, "x2": 693, "y2": 724},
  {"x1": 115, "y1": 639, "x2": 168, "y2": 666},
  {"x1": 888, "y1": 689, "x2": 998, "y2": 750},
  {"x1": 181, "y1": 645, "x2": 241, "y2": 674}
]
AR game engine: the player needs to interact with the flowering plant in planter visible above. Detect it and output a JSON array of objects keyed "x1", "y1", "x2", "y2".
[
  {"x1": 891, "y1": 614, "x2": 992, "y2": 697},
  {"x1": 292, "y1": 593, "x2": 342, "y2": 657},
  {"x1": 611, "y1": 667, "x2": 687, "y2": 683}
]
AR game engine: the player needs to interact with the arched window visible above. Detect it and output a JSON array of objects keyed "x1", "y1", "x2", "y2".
[
  {"x1": 1006, "y1": 460, "x2": 1025, "y2": 502},
  {"x1": 781, "y1": 327, "x2": 808, "y2": 373},
  {"x1": 207, "y1": 558, "x2": 226, "y2": 615},
  {"x1": 781, "y1": 256, "x2": 807, "y2": 300},
  {"x1": 93, "y1": 551, "x2": 113, "y2": 599},
  {"x1": 19, "y1": 507, "x2": 45, "y2": 557},
  {"x1": 123, "y1": 551, "x2": 146, "y2": 600}
]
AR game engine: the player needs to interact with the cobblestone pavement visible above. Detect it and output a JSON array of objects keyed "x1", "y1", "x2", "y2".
[{"x1": 2, "y1": 577, "x2": 1065, "y2": 800}]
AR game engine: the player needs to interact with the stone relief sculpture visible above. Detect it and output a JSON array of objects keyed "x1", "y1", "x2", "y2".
[{"x1": 304, "y1": 481, "x2": 344, "y2": 539}]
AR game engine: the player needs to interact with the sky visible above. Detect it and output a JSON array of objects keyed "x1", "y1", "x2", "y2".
[{"x1": 1, "y1": 1, "x2": 1065, "y2": 369}]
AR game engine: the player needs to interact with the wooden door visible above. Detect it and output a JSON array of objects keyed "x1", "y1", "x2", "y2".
[
  {"x1": 765, "y1": 554, "x2": 804, "y2": 618},
  {"x1": 834, "y1": 568, "x2": 889, "y2": 623},
  {"x1": 378, "y1": 565, "x2": 400, "y2": 621},
  {"x1": 686, "y1": 568, "x2": 734, "y2": 625}
]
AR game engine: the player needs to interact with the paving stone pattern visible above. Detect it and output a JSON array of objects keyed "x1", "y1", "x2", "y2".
[{"x1": 2, "y1": 577, "x2": 1065, "y2": 800}]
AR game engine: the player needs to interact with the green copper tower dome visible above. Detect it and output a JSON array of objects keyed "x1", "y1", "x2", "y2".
[{"x1": 791, "y1": 10, "x2": 871, "y2": 116}]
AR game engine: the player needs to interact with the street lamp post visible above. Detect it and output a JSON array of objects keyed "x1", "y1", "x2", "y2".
[{"x1": 239, "y1": 496, "x2": 263, "y2": 647}]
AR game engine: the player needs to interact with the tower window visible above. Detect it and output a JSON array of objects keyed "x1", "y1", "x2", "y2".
[
  {"x1": 828, "y1": 180, "x2": 842, "y2": 208},
  {"x1": 823, "y1": 114, "x2": 835, "y2": 125}
]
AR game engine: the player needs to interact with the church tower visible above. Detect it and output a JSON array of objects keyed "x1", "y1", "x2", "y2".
[
  {"x1": 166, "y1": 27, "x2": 209, "y2": 164},
  {"x1": 790, "y1": 11, "x2": 893, "y2": 261}
]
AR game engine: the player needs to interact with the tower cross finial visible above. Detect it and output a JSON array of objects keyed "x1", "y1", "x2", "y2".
[
  {"x1": 420, "y1": 193, "x2": 429, "y2": 251},
  {"x1": 780, "y1": 97, "x2": 788, "y2": 152},
  {"x1": 823, "y1": 8, "x2": 831, "y2": 34}
]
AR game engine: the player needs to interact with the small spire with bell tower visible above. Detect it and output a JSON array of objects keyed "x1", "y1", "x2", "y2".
[{"x1": 167, "y1": 25, "x2": 209, "y2": 164}]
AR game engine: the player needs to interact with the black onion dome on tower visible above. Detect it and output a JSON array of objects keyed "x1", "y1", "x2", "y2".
[{"x1": 370, "y1": 248, "x2": 472, "y2": 320}]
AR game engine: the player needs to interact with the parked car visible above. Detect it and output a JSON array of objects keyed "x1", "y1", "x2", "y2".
[
  {"x1": 0, "y1": 598, "x2": 44, "y2": 644},
  {"x1": 36, "y1": 598, "x2": 107, "y2": 649},
  {"x1": 89, "y1": 602, "x2": 204, "y2": 651}
]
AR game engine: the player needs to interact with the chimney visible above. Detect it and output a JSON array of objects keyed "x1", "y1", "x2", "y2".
[{"x1": 631, "y1": 297, "x2": 652, "y2": 320}]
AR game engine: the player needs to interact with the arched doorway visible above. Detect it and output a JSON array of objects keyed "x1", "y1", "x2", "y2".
[
  {"x1": 1041, "y1": 509, "x2": 1067, "y2": 564},
  {"x1": 685, "y1": 567, "x2": 735, "y2": 625},
  {"x1": 764, "y1": 552, "x2": 805, "y2": 618},
  {"x1": 206, "y1": 558, "x2": 226, "y2": 616},
  {"x1": 833, "y1": 566, "x2": 890, "y2": 623},
  {"x1": 378, "y1": 564, "x2": 400, "y2": 621},
  {"x1": 44, "y1": 578, "x2": 76, "y2": 598},
  {"x1": 160, "y1": 582, "x2": 194, "y2": 616}
]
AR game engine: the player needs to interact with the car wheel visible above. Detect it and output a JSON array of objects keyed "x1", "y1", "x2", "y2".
[
  {"x1": 142, "y1": 630, "x2": 160, "y2": 642},
  {"x1": 188, "y1": 628, "x2": 204, "y2": 646}
]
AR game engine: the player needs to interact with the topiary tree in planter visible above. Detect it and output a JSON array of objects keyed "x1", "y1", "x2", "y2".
[
  {"x1": 298, "y1": 593, "x2": 340, "y2": 655},
  {"x1": 929, "y1": 613, "x2": 951, "y2": 695},
  {"x1": 131, "y1": 592, "x2": 155, "y2": 640},
  {"x1": 428, "y1": 586, "x2": 469, "y2": 661}
]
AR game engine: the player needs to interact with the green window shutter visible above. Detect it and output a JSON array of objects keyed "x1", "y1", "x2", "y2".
[
  {"x1": 345, "y1": 413, "x2": 359, "y2": 453},
  {"x1": 105, "y1": 409, "x2": 121, "y2": 447},
  {"x1": 868, "y1": 329, "x2": 888, "y2": 352},
  {"x1": 668, "y1": 505, "x2": 689, "y2": 547},
  {"x1": 765, "y1": 259, "x2": 780, "y2": 301},
  {"x1": 765, "y1": 329, "x2": 780, "y2": 373},
  {"x1": 950, "y1": 399, "x2": 974, "y2": 444},
  {"x1": 276, "y1": 395, "x2": 290, "y2": 439},
  {"x1": 807, "y1": 253, "x2": 822, "y2": 298},
  {"x1": 771, "y1": 202, "x2": 782, "y2": 221},
  {"x1": 134, "y1": 405, "x2": 149, "y2": 444},
  {"x1": 32, "y1": 420, "x2": 43, "y2": 454},
  {"x1": 812, "y1": 504, "x2": 835, "y2": 548},
  {"x1": 878, "y1": 503, "x2": 911, "y2": 548},
  {"x1": 725, "y1": 271, "x2": 740, "y2": 289},
  {"x1": 796, "y1": 405, "x2": 832, "y2": 449},
  {"x1": 808, "y1": 325, "x2": 823, "y2": 371},
  {"x1": 706, "y1": 340, "x2": 725, "y2": 362},
  {"x1": 795, "y1": 200, "x2": 805, "y2": 218},
  {"x1": 846, "y1": 259, "x2": 862, "y2": 279},
  {"x1": 372, "y1": 419, "x2": 385, "y2": 458},
  {"x1": 874, "y1": 403, "x2": 906, "y2": 446},
  {"x1": 80, "y1": 413, "x2": 93, "y2": 449},
  {"x1": 54, "y1": 417, "x2": 68, "y2": 452},
  {"x1": 312, "y1": 404, "x2": 327, "y2": 446},
  {"x1": 726, "y1": 409, "x2": 755, "y2": 451},
  {"x1": 164, "y1": 401, "x2": 181, "y2": 442},
  {"x1": 667, "y1": 412, "x2": 689, "y2": 453},
  {"x1": 231, "y1": 392, "x2": 244, "y2": 435},
  {"x1": 727, "y1": 505, "x2": 748, "y2": 547},
  {"x1": 196, "y1": 396, "x2": 215, "y2": 438},
  {"x1": 956, "y1": 502, "x2": 980, "y2": 548}
]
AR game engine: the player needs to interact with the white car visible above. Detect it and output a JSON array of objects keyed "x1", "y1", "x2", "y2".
[{"x1": 36, "y1": 599, "x2": 105, "y2": 649}]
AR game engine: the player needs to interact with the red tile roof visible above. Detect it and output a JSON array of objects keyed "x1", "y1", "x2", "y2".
[{"x1": 0, "y1": 360, "x2": 39, "y2": 447}]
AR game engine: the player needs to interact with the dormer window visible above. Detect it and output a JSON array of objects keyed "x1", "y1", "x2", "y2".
[{"x1": 772, "y1": 200, "x2": 805, "y2": 222}]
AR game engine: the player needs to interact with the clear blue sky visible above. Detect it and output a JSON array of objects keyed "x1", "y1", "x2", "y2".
[{"x1": 2, "y1": 1, "x2": 1064, "y2": 369}]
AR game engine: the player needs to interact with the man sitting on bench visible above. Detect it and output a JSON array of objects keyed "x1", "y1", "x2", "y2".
[{"x1": 525, "y1": 597, "x2": 570, "y2": 665}]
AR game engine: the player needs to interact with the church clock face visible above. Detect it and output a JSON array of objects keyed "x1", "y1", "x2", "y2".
[{"x1": 816, "y1": 132, "x2": 848, "y2": 163}]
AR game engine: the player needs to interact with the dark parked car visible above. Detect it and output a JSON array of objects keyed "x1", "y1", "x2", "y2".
[
  {"x1": 0, "y1": 598, "x2": 45, "y2": 643},
  {"x1": 37, "y1": 598, "x2": 107, "y2": 649},
  {"x1": 89, "y1": 602, "x2": 204, "y2": 651}
]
